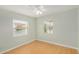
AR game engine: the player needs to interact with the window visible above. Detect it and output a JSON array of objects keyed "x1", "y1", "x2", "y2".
[
  {"x1": 44, "y1": 20, "x2": 53, "y2": 34},
  {"x1": 13, "y1": 20, "x2": 29, "y2": 37}
]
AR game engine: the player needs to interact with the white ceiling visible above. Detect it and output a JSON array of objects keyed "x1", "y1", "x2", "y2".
[{"x1": 0, "y1": 5, "x2": 78, "y2": 18}]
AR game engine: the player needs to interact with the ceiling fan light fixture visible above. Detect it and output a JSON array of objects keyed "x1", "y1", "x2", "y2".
[
  {"x1": 36, "y1": 10, "x2": 42, "y2": 15},
  {"x1": 33, "y1": 5, "x2": 45, "y2": 15}
]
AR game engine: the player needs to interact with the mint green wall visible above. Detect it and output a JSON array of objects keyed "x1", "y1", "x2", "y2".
[
  {"x1": 78, "y1": 8, "x2": 79, "y2": 49},
  {"x1": 0, "y1": 9, "x2": 36, "y2": 51},
  {"x1": 37, "y1": 9, "x2": 78, "y2": 48}
]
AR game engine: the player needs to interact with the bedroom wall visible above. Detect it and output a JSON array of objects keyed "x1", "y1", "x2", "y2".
[
  {"x1": 78, "y1": 8, "x2": 79, "y2": 50},
  {"x1": 0, "y1": 9, "x2": 36, "y2": 52},
  {"x1": 37, "y1": 9, "x2": 78, "y2": 48}
]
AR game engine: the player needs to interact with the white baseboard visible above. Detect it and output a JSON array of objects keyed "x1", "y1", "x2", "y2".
[
  {"x1": 38, "y1": 39, "x2": 79, "y2": 50},
  {"x1": 0, "y1": 40, "x2": 34, "y2": 54}
]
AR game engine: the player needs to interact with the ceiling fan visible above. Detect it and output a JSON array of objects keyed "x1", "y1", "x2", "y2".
[{"x1": 32, "y1": 5, "x2": 46, "y2": 15}]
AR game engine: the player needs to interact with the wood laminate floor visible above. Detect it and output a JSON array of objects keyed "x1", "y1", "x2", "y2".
[{"x1": 4, "y1": 40, "x2": 78, "y2": 54}]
